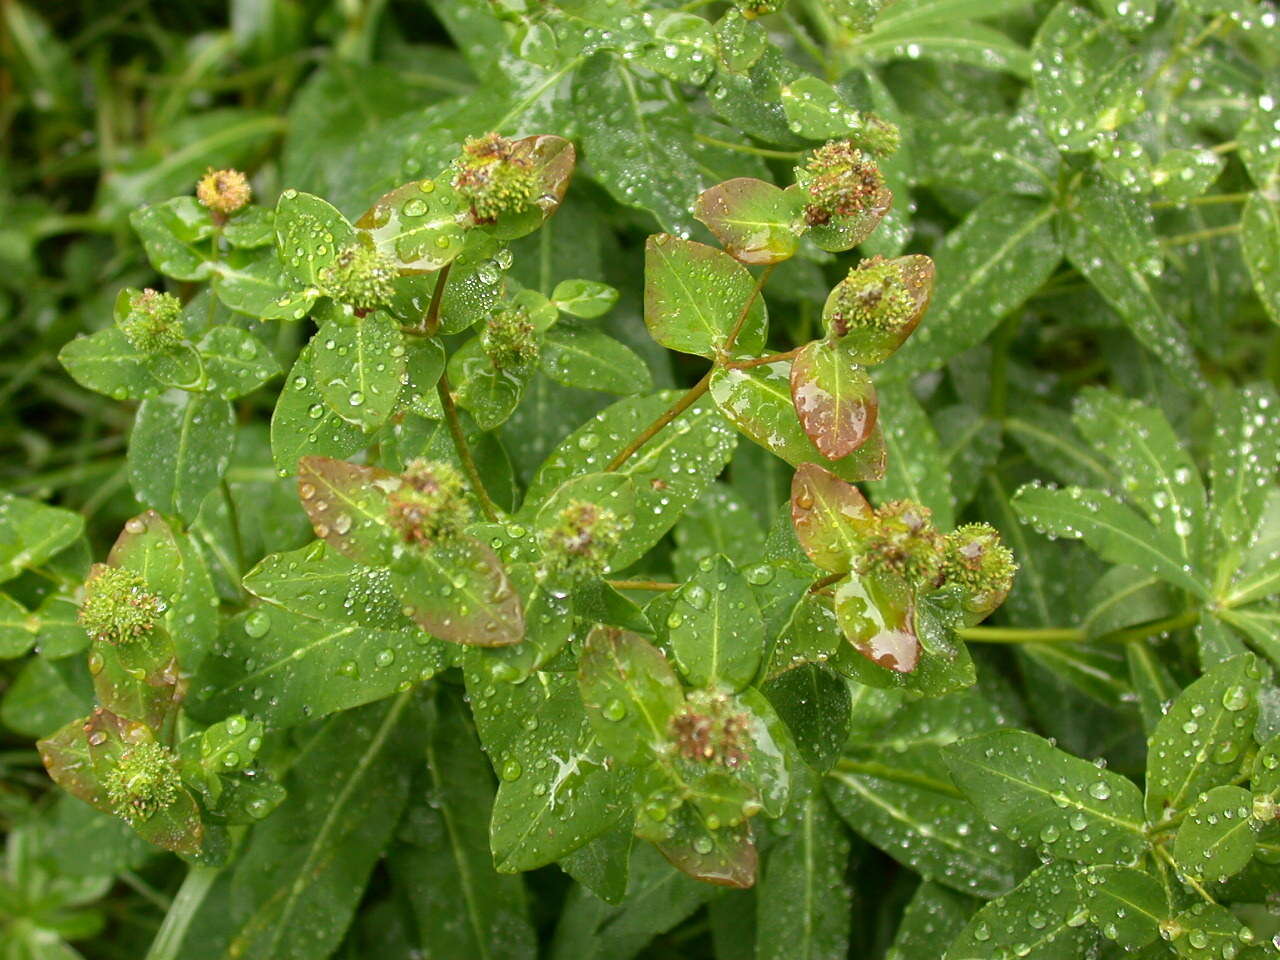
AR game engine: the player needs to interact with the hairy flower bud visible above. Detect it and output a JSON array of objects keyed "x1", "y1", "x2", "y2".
[
  {"x1": 196, "y1": 167, "x2": 251, "y2": 215},
  {"x1": 319, "y1": 241, "x2": 398, "y2": 312},
  {"x1": 851, "y1": 499, "x2": 945, "y2": 587},
  {"x1": 387, "y1": 459, "x2": 472, "y2": 547},
  {"x1": 538, "y1": 500, "x2": 623, "y2": 579},
  {"x1": 827, "y1": 256, "x2": 915, "y2": 338},
  {"x1": 79, "y1": 566, "x2": 166, "y2": 645},
  {"x1": 942, "y1": 523, "x2": 1016, "y2": 617},
  {"x1": 118, "y1": 288, "x2": 185, "y2": 352},
  {"x1": 795, "y1": 140, "x2": 885, "y2": 227},
  {"x1": 482, "y1": 305, "x2": 539, "y2": 370},
  {"x1": 452, "y1": 132, "x2": 539, "y2": 223},
  {"x1": 104, "y1": 741, "x2": 181, "y2": 823},
  {"x1": 669, "y1": 692, "x2": 751, "y2": 769}
]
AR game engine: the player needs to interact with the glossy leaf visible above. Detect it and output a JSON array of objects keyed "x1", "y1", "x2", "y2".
[
  {"x1": 1078, "y1": 865, "x2": 1166, "y2": 950},
  {"x1": 541, "y1": 327, "x2": 652, "y2": 396},
  {"x1": 355, "y1": 178, "x2": 468, "y2": 273},
  {"x1": 129, "y1": 197, "x2": 215, "y2": 281},
  {"x1": 578, "y1": 625, "x2": 684, "y2": 765},
  {"x1": 127, "y1": 392, "x2": 235, "y2": 522},
  {"x1": 693, "y1": 178, "x2": 804, "y2": 265},
  {"x1": 270, "y1": 343, "x2": 368, "y2": 475},
  {"x1": 0, "y1": 493, "x2": 84, "y2": 584},
  {"x1": 274, "y1": 189, "x2": 355, "y2": 289},
  {"x1": 944, "y1": 862, "x2": 1090, "y2": 960},
  {"x1": 1242, "y1": 188, "x2": 1280, "y2": 324},
  {"x1": 668, "y1": 556, "x2": 763, "y2": 692},
  {"x1": 312, "y1": 312, "x2": 405, "y2": 431},
  {"x1": 1173, "y1": 784, "x2": 1258, "y2": 882},
  {"x1": 196, "y1": 326, "x2": 281, "y2": 399},
  {"x1": 789, "y1": 340, "x2": 878, "y2": 461},
  {"x1": 790, "y1": 462, "x2": 874, "y2": 574}
]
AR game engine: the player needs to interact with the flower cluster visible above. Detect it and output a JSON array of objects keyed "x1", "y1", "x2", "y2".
[
  {"x1": 941, "y1": 523, "x2": 1017, "y2": 618},
  {"x1": 196, "y1": 167, "x2": 251, "y2": 216},
  {"x1": 537, "y1": 500, "x2": 623, "y2": 579},
  {"x1": 118, "y1": 288, "x2": 184, "y2": 352},
  {"x1": 387, "y1": 459, "x2": 472, "y2": 547},
  {"x1": 826, "y1": 256, "x2": 917, "y2": 337},
  {"x1": 104, "y1": 741, "x2": 181, "y2": 823},
  {"x1": 669, "y1": 693, "x2": 751, "y2": 769},
  {"x1": 452, "y1": 132, "x2": 538, "y2": 222},
  {"x1": 795, "y1": 140, "x2": 886, "y2": 226},
  {"x1": 482, "y1": 304, "x2": 540, "y2": 370},
  {"x1": 79, "y1": 566, "x2": 166, "y2": 645},
  {"x1": 319, "y1": 242, "x2": 398, "y2": 312},
  {"x1": 850, "y1": 499, "x2": 946, "y2": 587}
]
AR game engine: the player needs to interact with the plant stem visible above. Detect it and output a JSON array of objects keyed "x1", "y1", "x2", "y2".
[
  {"x1": 605, "y1": 369, "x2": 714, "y2": 472},
  {"x1": 694, "y1": 133, "x2": 805, "y2": 160},
  {"x1": 1152, "y1": 192, "x2": 1250, "y2": 209},
  {"x1": 1210, "y1": 139, "x2": 1238, "y2": 155},
  {"x1": 723, "y1": 265, "x2": 775, "y2": 353},
  {"x1": 1154, "y1": 845, "x2": 1216, "y2": 904},
  {"x1": 145, "y1": 865, "x2": 223, "y2": 960},
  {"x1": 415, "y1": 262, "x2": 451, "y2": 337},
  {"x1": 436, "y1": 372, "x2": 499, "y2": 522},
  {"x1": 726, "y1": 346, "x2": 803, "y2": 369},
  {"x1": 958, "y1": 626, "x2": 1086, "y2": 643},
  {"x1": 607, "y1": 579, "x2": 680, "y2": 592},
  {"x1": 809, "y1": 571, "x2": 843, "y2": 593},
  {"x1": 1162, "y1": 223, "x2": 1241, "y2": 246}
]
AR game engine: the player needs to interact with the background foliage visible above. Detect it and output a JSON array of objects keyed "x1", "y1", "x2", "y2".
[{"x1": 1, "y1": 0, "x2": 1279, "y2": 958}]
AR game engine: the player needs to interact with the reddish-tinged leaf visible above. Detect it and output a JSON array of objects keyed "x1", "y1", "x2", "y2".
[
  {"x1": 655, "y1": 808, "x2": 757, "y2": 889},
  {"x1": 833, "y1": 572, "x2": 919, "y2": 673},
  {"x1": 38, "y1": 716, "x2": 110, "y2": 813},
  {"x1": 390, "y1": 537, "x2": 524, "y2": 647},
  {"x1": 694, "y1": 178, "x2": 804, "y2": 265},
  {"x1": 522, "y1": 135, "x2": 576, "y2": 217},
  {"x1": 823, "y1": 255, "x2": 934, "y2": 365},
  {"x1": 807, "y1": 183, "x2": 892, "y2": 253},
  {"x1": 297, "y1": 456, "x2": 400, "y2": 566},
  {"x1": 790, "y1": 464, "x2": 872, "y2": 574},
  {"x1": 356, "y1": 179, "x2": 469, "y2": 273},
  {"x1": 790, "y1": 340, "x2": 878, "y2": 460}
]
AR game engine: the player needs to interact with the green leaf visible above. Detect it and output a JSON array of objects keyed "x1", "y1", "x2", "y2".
[
  {"x1": 273, "y1": 190, "x2": 354, "y2": 289},
  {"x1": 1062, "y1": 177, "x2": 1198, "y2": 378},
  {"x1": 1167, "y1": 903, "x2": 1260, "y2": 960},
  {"x1": 693, "y1": 178, "x2": 804, "y2": 265},
  {"x1": 672, "y1": 482, "x2": 767, "y2": 581},
  {"x1": 944, "y1": 728, "x2": 1148, "y2": 865},
  {"x1": 1210, "y1": 384, "x2": 1280, "y2": 553},
  {"x1": 1072, "y1": 388, "x2": 1207, "y2": 572},
  {"x1": 761, "y1": 664, "x2": 851, "y2": 773},
  {"x1": 826, "y1": 761, "x2": 1025, "y2": 898},
  {"x1": 944, "y1": 862, "x2": 1091, "y2": 960},
  {"x1": 578, "y1": 625, "x2": 685, "y2": 766},
  {"x1": 127, "y1": 391, "x2": 235, "y2": 522},
  {"x1": 651, "y1": 801, "x2": 757, "y2": 889},
  {"x1": 270, "y1": 343, "x2": 368, "y2": 475},
  {"x1": 914, "y1": 111, "x2": 1059, "y2": 196},
  {"x1": 312, "y1": 312, "x2": 406, "y2": 431},
  {"x1": 541, "y1": 327, "x2": 653, "y2": 395},
  {"x1": 1242, "y1": 188, "x2": 1280, "y2": 325},
  {"x1": 295, "y1": 456, "x2": 400, "y2": 565},
  {"x1": 525, "y1": 391, "x2": 737, "y2": 569},
  {"x1": 1173, "y1": 784, "x2": 1258, "y2": 882},
  {"x1": 1030, "y1": 2, "x2": 1143, "y2": 151},
  {"x1": 551, "y1": 279, "x2": 620, "y2": 318},
  {"x1": 58, "y1": 328, "x2": 175, "y2": 400},
  {"x1": 468, "y1": 669, "x2": 633, "y2": 872},
  {"x1": 643, "y1": 234, "x2": 767, "y2": 359},
  {"x1": 190, "y1": 606, "x2": 446, "y2": 728},
  {"x1": 0, "y1": 493, "x2": 84, "y2": 584},
  {"x1": 354, "y1": 178, "x2": 469, "y2": 274},
  {"x1": 574, "y1": 54, "x2": 702, "y2": 235},
  {"x1": 210, "y1": 694, "x2": 423, "y2": 959},
  {"x1": 1145, "y1": 654, "x2": 1261, "y2": 824},
  {"x1": 209, "y1": 250, "x2": 302, "y2": 320},
  {"x1": 196, "y1": 326, "x2": 281, "y2": 399},
  {"x1": 129, "y1": 197, "x2": 215, "y2": 281},
  {"x1": 888, "y1": 881, "x2": 978, "y2": 960},
  {"x1": 857, "y1": 20, "x2": 1032, "y2": 77},
  {"x1": 1255, "y1": 733, "x2": 1280, "y2": 799},
  {"x1": 389, "y1": 537, "x2": 526, "y2": 647},
  {"x1": 1079, "y1": 865, "x2": 1167, "y2": 950},
  {"x1": 390, "y1": 690, "x2": 536, "y2": 960},
  {"x1": 710, "y1": 362, "x2": 886, "y2": 483},
  {"x1": 669, "y1": 555, "x2": 763, "y2": 692},
  {"x1": 867, "y1": 379, "x2": 954, "y2": 528},
  {"x1": 1012, "y1": 483, "x2": 1211, "y2": 599},
  {"x1": 883, "y1": 198, "x2": 1059, "y2": 375},
  {"x1": 789, "y1": 339, "x2": 878, "y2": 462}
]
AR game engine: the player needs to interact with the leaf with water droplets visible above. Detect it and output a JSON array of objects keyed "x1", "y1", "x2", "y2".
[
  {"x1": 58, "y1": 329, "x2": 179, "y2": 401},
  {"x1": 271, "y1": 343, "x2": 368, "y2": 475},
  {"x1": 669, "y1": 555, "x2": 763, "y2": 693},
  {"x1": 693, "y1": 178, "x2": 804, "y2": 265},
  {"x1": 758, "y1": 788, "x2": 850, "y2": 950},
  {"x1": 866, "y1": 379, "x2": 954, "y2": 528},
  {"x1": 296, "y1": 456, "x2": 400, "y2": 566},
  {"x1": 1167, "y1": 902, "x2": 1259, "y2": 960},
  {"x1": 129, "y1": 197, "x2": 216, "y2": 281},
  {"x1": 480, "y1": 134, "x2": 577, "y2": 241},
  {"x1": 887, "y1": 881, "x2": 978, "y2": 960},
  {"x1": 1145, "y1": 654, "x2": 1260, "y2": 824},
  {"x1": 391, "y1": 536, "x2": 525, "y2": 647},
  {"x1": 312, "y1": 312, "x2": 405, "y2": 432},
  {"x1": 789, "y1": 340, "x2": 878, "y2": 462},
  {"x1": 209, "y1": 249, "x2": 300, "y2": 320},
  {"x1": 1011, "y1": 483, "x2": 1211, "y2": 599},
  {"x1": 274, "y1": 189, "x2": 354, "y2": 289},
  {"x1": 355, "y1": 178, "x2": 468, "y2": 274},
  {"x1": 1210, "y1": 384, "x2": 1280, "y2": 554},
  {"x1": 644, "y1": 234, "x2": 768, "y2": 359},
  {"x1": 541, "y1": 326, "x2": 652, "y2": 396},
  {"x1": 790, "y1": 464, "x2": 872, "y2": 574},
  {"x1": 654, "y1": 804, "x2": 757, "y2": 890},
  {"x1": 943, "y1": 861, "x2": 1090, "y2": 960},
  {"x1": 1078, "y1": 864, "x2": 1166, "y2": 950},
  {"x1": 711, "y1": 362, "x2": 885, "y2": 483},
  {"x1": 1173, "y1": 784, "x2": 1258, "y2": 882},
  {"x1": 1242, "y1": 187, "x2": 1280, "y2": 325},
  {"x1": 127, "y1": 391, "x2": 235, "y2": 522},
  {"x1": 944, "y1": 728, "x2": 1147, "y2": 865},
  {"x1": 761, "y1": 664, "x2": 850, "y2": 773},
  {"x1": 834, "y1": 571, "x2": 921, "y2": 674},
  {"x1": 36, "y1": 715, "x2": 110, "y2": 814},
  {"x1": 0, "y1": 492, "x2": 84, "y2": 585},
  {"x1": 578, "y1": 625, "x2": 684, "y2": 766},
  {"x1": 1030, "y1": 2, "x2": 1143, "y2": 151},
  {"x1": 196, "y1": 326, "x2": 281, "y2": 399},
  {"x1": 190, "y1": 606, "x2": 446, "y2": 728}
]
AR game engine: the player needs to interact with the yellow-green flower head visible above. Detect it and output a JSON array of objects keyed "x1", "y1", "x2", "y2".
[
  {"x1": 669, "y1": 691, "x2": 752, "y2": 770},
  {"x1": 851, "y1": 499, "x2": 945, "y2": 587},
  {"x1": 828, "y1": 256, "x2": 916, "y2": 337},
  {"x1": 196, "y1": 167, "x2": 251, "y2": 215},
  {"x1": 452, "y1": 132, "x2": 538, "y2": 223},
  {"x1": 538, "y1": 500, "x2": 623, "y2": 579},
  {"x1": 79, "y1": 566, "x2": 166, "y2": 645},
  {"x1": 854, "y1": 113, "x2": 901, "y2": 158},
  {"x1": 319, "y1": 241, "x2": 398, "y2": 312},
  {"x1": 943, "y1": 523, "x2": 1016, "y2": 615},
  {"x1": 387, "y1": 459, "x2": 472, "y2": 547},
  {"x1": 735, "y1": 0, "x2": 786, "y2": 16},
  {"x1": 119, "y1": 288, "x2": 184, "y2": 352},
  {"x1": 105, "y1": 741, "x2": 181, "y2": 823},
  {"x1": 795, "y1": 140, "x2": 885, "y2": 226},
  {"x1": 481, "y1": 305, "x2": 539, "y2": 371}
]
